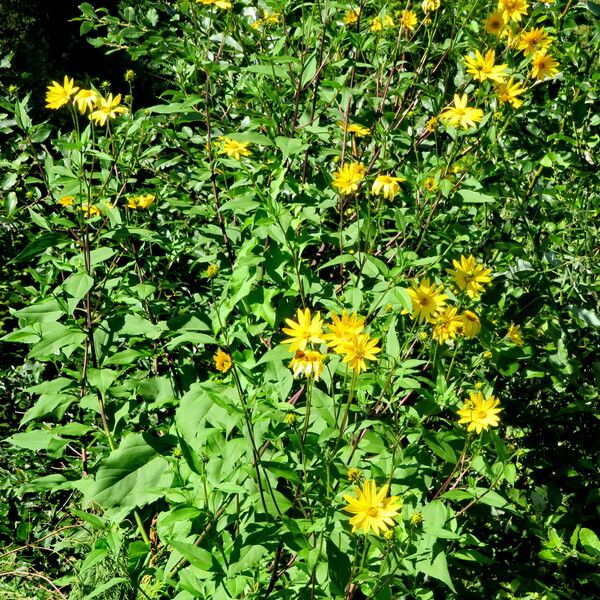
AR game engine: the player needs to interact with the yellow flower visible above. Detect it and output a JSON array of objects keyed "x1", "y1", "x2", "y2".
[
  {"x1": 457, "y1": 390, "x2": 502, "y2": 434},
  {"x1": 411, "y1": 511, "x2": 423, "y2": 525},
  {"x1": 423, "y1": 177, "x2": 438, "y2": 192},
  {"x1": 432, "y1": 306, "x2": 463, "y2": 344},
  {"x1": 343, "y1": 480, "x2": 402, "y2": 535},
  {"x1": 530, "y1": 51, "x2": 559, "y2": 81},
  {"x1": 79, "y1": 203, "x2": 101, "y2": 218},
  {"x1": 447, "y1": 255, "x2": 492, "y2": 299},
  {"x1": 127, "y1": 194, "x2": 156, "y2": 209},
  {"x1": 461, "y1": 310, "x2": 481, "y2": 338},
  {"x1": 507, "y1": 322, "x2": 524, "y2": 345},
  {"x1": 347, "y1": 467, "x2": 361, "y2": 482},
  {"x1": 518, "y1": 28, "x2": 552, "y2": 55},
  {"x1": 284, "y1": 412, "x2": 297, "y2": 425},
  {"x1": 421, "y1": 0, "x2": 441, "y2": 12},
  {"x1": 323, "y1": 311, "x2": 365, "y2": 351},
  {"x1": 213, "y1": 349, "x2": 232, "y2": 373},
  {"x1": 399, "y1": 9, "x2": 418, "y2": 31},
  {"x1": 45, "y1": 76, "x2": 79, "y2": 110},
  {"x1": 206, "y1": 264, "x2": 219, "y2": 278},
  {"x1": 498, "y1": 0, "x2": 529, "y2": 22},
  {"x1": 288, "y1": 349, "x2": 325, "y2": 380},
  {"x1": 495, "y1": 78, "x2": 527, "y2": 109},
  {"x1": 464, "y1": 49, "x2": 508, "y2": 83},
  {"x1": 124, "y1": 69, "x2": 136, "y2": 82},
  {"x1": 425, "y1": 116, "x2": 438, "y2": 132},
  {"x1": 281, "y1": 308, "x2": 325, "y2": 353},
  {"x1": 332, "y1": 162, "x2": 366, "y2": 195},
  {"x1": 484, "y1": 10, "x2": 505, "y2": 35},
  {"x1": 439, "y1": 94, "x2": 484, "y2": 130},
  {"x1": 371, "y1": 15, "x2": 395, "y2": 32},
  {"x1": 58, "y1": 195, "x2": 74, "y2": 207},
  {"x1": 407, "y1": 278, "x2": 448, "y2": 323},
  {"x1": 372, "y1": 175, "x2": 405, "y2": 201},
  {"x1": 74, "y1": 89, "x2": 99, "y2": 114},
  {"x1": 196, "y1": 0, "x2": 232, "y2": 8},
  {"x1": 219, "y1": 137, "x2": 252, "y2": 160},
  {"x1": 90, "y1": 94, "x2": 128, "y2": 126},
  {"x1": 339, "y1": 333, "x2": 381, "y2": 373},
  {"x1": 343, "y1": 8, "x2": 361, "y2": 25},
  {"x1": 338, "y1": 122, "x2": 371, "y2": 137}
]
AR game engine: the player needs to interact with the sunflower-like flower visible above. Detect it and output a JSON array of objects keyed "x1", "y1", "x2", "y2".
[
  {"x1": 484, "y1": 11, "x2": 505, "y2": 36},
  {"x1": 343, "y1": 480, "x2": 402, "y2": 535},
  {"x1": 399, "y1": 9, "x2": 417, "y2": 31},
  {"x1": 371, "y1": 175, "x2": 405, "y2": 201},
  {"x1": 343, "y1": 8, "x2": 361, "y2": 25},
  {"x1": 289, "y1": 349, "x2": 325, "y2": 380},
  {"x1": 74, "y1": 89, "x2": 99, "y2": 114},
  {"x1": 45, "y1": 76, "x2": 79, "y2": 110},
  {"x1": 447, "y1": 255, "x2": 492, "y2": 299},
  {"x1": 461, "y1": 310, "x2": 481, "y2": 338},
  {"x1": 464, "y1": 49, "x2": 508, "y2": 83},
  {"x1": 371, "y1": 15, "x2": 395, "y2": 32},
  {"x1": 457, "y1": 390, "x2": 502, "y2": 434},
  {"x1": 90, "y1": 94, "x2": 128, "y2": 126},
  {"x1": 495, "y1": 78, "x2": 527, "y2": 109},
  {"x1": 213, "y1": 349, "x2": 232, "y2": 373},
  {"x1": 517, "y1": 28, "x2": 552, "y2": 55},
  {"x1": 79, "y1": 203, "x2": 101, "y2": 218},
  {"x1": 323, "y1": 311, "x2": 365, "y2": 351},
  {"x1": 439, "y1": 94, "x2": 484, "y2": 130},
  {"x1": 332, "y1": 162, "x2": 366, "y2": 195},
  {"x1": 497, "y1": 0, "x2": 529, "y2": 23},
  {"x1": 530, "y1": 51, "x2": 559, "y2": 81},
  {"x1": 219, "y1": 137, "x2": 252, "y2": 160},
  {"x1": 127, "y1": 194, "x2": 156, "y2": 209},
  {"x1": 338, "y1": 333, "x2": 381, "y2": 373},
  {"x1": 421, "y1": 0, "x2": 441, "y2": 12},
  {"x1": 58, "y1": 195, "x2": 74, "y2": 207},
  {"x1": 507, "y1": 322, "x2": 524, "y2": 345},
  {"x1": 338, "y1": 122, "x2": 371, "y2": 137},
  {"x1": 281, "y1": 308, "x2": 325, "y2": 353},
  {"x1": 196, "y1": 0, "x2": 232, "y2": 9},
  {"x1": 432, "y1": 307, "x2": 463, "y2": 344},
  {"x1": 408, "y1": 278, "x2": 448, "y2": 323}
]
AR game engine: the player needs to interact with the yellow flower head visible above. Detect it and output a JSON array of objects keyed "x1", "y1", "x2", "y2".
[
  {"x1": 90, "y1": 93, "x2": 128, "y2": 126},
  {"x1": 323, "y1": 311, "x2": 365, "y2": 351},
  {"x1": 219, "y1": 137, "x2": 252, "y2": 160},
  {"x1": 343, "y1": 480, "x2": 402, "y2": 535},
  {"x1": 196, "y1": 0, "x2": 232, "y2": 8},
  {"x1": 461, "y1": 310, "x2": 481, "y2": 338},
  {"x1": 425, "y1": 116, "x2": 438, "y2": 132},
  {"x1": 447, "y1": 255, "x2": 492, "y2": 299},
  {"x1": 421, "y1": 0, "x2": 441, "y2": 12},
  {"x1": 45, "y1": 76, "x2": 79, "y2": 110},
  {"x1": 288, "y1": 349, "x2": 325, "y2": 381},
  {"x1": 339, "y1": 122, "x2": 371, "y2": 137},
  {"x1": 464, "y1": 49, "x2": 508, "y2": 83},
  {"x1": 372, "y1": 174, "x2": 405, "y2": 201},
  {"x1": 332, "y1": 162, "x2": 366, "y2": 195},
  {"x1": 347, "y1": 467, "x2": 362, "y2": 482},
  {"x1": 457, "y1": 390, "x2": 502, "y2": 434},
  {"x1": 79, "y1": 203, "x2": 101, "y2": 218},
  {"x1": 432, "y1": 306, "x2": 463, "y2": 344},
  {"x1": 206, "y1": 264, "x2": 219, "y2": 278},
  {"x1": 411, "y1": 511, "x2": 423, "y2": 525},
  {"x1": 281, "y1": 308, "x2": 325, "y2": 353},
  {"x1": 507, "y1": 322, "x2": 524, "y2": 345},
  {"x1": 284, "y1": 412, "x2": 297, "y2": 425},
  {"x1": 498, "y1": 0, "x2": 529, "y2": 22},
  {"x1": 343, "y1": 8, "x2": 361, "y2": 25},
  {"x1": 399, "y1": 9, "x2": 418, "y2": 31},
  {"x1": 371, "y1": 15, "x2": 395, "y2": 32},
  {"x1": 74, "y1": 89, "x2": 99, "y2": 114},
  {"x1": 408, "y1": 278, "x2": 448, "y2": 323},
  {"x1": 127, "y1": 194, "x2": 156, "y2": 209},
  {"x1": 339, "y1": 333, "x2": 381, "y2": 373},
  {"x1": 423, "y1": 177, "x2": 438, "y2": 192},
  {"x1": 495, "y1": 78, "x2": 527, "y2": 109},
  {"x1": 518, "y1": 28, "x2": 552, "y2": 55},
  {"x1": 439, "y1": 94, "x2": 484, "y2": 130},
  {"x1": 213, "y1": 349, "x2": 232, "y2": 373},
  {"x1": 484, "y1": 10, "x2": 506, "y2": 35},
  {"x1": 58, "y1": 195, "x2": 74, "y2": 207},
  {"x1": 530, "y1": 51, "x2": 559, "y2": 81}
]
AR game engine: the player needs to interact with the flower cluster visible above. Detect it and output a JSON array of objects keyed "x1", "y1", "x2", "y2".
[
  {"x1": 45, "y1": 76, "x2": 128, "y2": 125},
  {"x1": 331, "y1": 162, "x2": 406, "y2": 202},
  {"x1": 281, "y1": 308, "x2": 381, "y2": 379},
  {"x1": 407, "y1": 255, "x2": 492, "y2": 344}
]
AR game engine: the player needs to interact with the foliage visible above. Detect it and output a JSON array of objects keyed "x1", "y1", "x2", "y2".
[{"x1": 0, "y1": 0, "x2": 599, "y2": 597}]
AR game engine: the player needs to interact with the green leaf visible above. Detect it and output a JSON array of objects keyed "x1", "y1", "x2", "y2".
[
  {"x1": 458, "y1": 190, "x2": 496, "y2": 204},
  {"x1": 167, "y1": 539, "x2": 215, "y2": 574},
  {"x1": 579, "y1": 528, "x2": 600, "y2": 556},
  {"x1": 417, "y1": 546, "x2": 455, "y2": 591},
  {"x1": 62, "y1": 272, "x2": 94, "y2": 311},
  {"x1": 11, "y1": 232, "x2": 70, "y2": 263},
  {"x1": 87, "y1": 433, "x2": 174, "y2": 509}
]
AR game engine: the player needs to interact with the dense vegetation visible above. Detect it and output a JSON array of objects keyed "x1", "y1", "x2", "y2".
[{"x1": 1, "y1": 0, "x2": 599, "y2": 598}]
